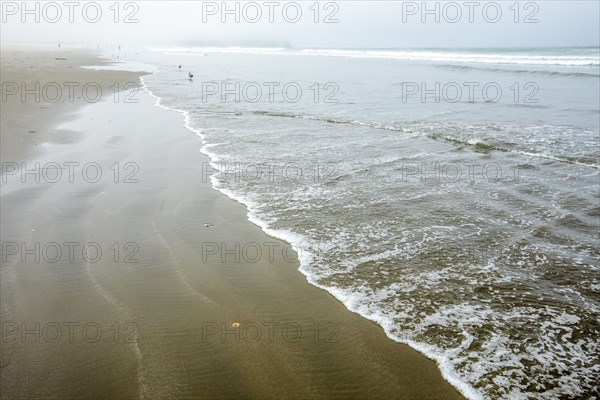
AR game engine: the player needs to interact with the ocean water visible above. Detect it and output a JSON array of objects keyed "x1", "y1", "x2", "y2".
[{"x1": 127, "y1": 47, "x2": 599, "y2": 399}]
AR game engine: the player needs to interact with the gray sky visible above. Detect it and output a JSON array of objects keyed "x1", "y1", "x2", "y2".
[{"x1": 1, "y1": 1, "x2": 599, "y2": 48}]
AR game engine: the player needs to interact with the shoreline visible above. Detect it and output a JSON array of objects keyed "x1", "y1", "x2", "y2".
[
  {"x1": 1, "y1": 47, "x2": 465, "y2": 399},
  {"x1": 141, "y1": 77, "x2": 479, "y2": 399}
]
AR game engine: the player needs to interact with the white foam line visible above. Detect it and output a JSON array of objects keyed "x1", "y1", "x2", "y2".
[
  {"x1": 303, "y1": 278, "x2": 485, "y2": 400},
  {"x1": 155, "y1": 47, "x2": 600, "y2": 67},
  {"x1": 81, "y1": 60, "x2": 158, "y2": 74},
  {"x1": 137, "y1": 68, "x2": 483, "y2": 400},
  {"x1": 512, "y1": 150, "x2": 600, "y2": 170}
]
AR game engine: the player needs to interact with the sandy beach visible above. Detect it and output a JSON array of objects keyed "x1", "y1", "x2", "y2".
[{"x1": 0, "y1": 47, "x2": 464, "y2": 399}]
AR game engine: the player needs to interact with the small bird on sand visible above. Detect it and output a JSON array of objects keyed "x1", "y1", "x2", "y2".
[
  {"x1": 178, "y1": 65, "x2": 182, "y2": 69},
  {"x1": 188, "y1": 72, "x2": 194, "y2": 80}
]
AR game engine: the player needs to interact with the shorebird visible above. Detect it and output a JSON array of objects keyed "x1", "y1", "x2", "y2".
[
  {"x1": 178, "y1": 65, "x2": 182, "y2": 69},
  {"x1": 188, "y1": 72, "x2": 194, "y2": 79}
]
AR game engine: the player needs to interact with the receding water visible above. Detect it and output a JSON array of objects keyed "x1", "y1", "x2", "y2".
[{"x1": 135, "y1": 47, "x2": 600, "y2": 399}]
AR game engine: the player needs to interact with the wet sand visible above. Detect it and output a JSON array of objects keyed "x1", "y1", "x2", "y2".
[{"x1": 1, "y1": 47, "x2": 465, "y2": 399}]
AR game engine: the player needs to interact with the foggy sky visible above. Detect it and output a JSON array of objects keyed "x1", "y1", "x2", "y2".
[{"x1": 1, "y1": 1, "x2": 599, "y2": 49}]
